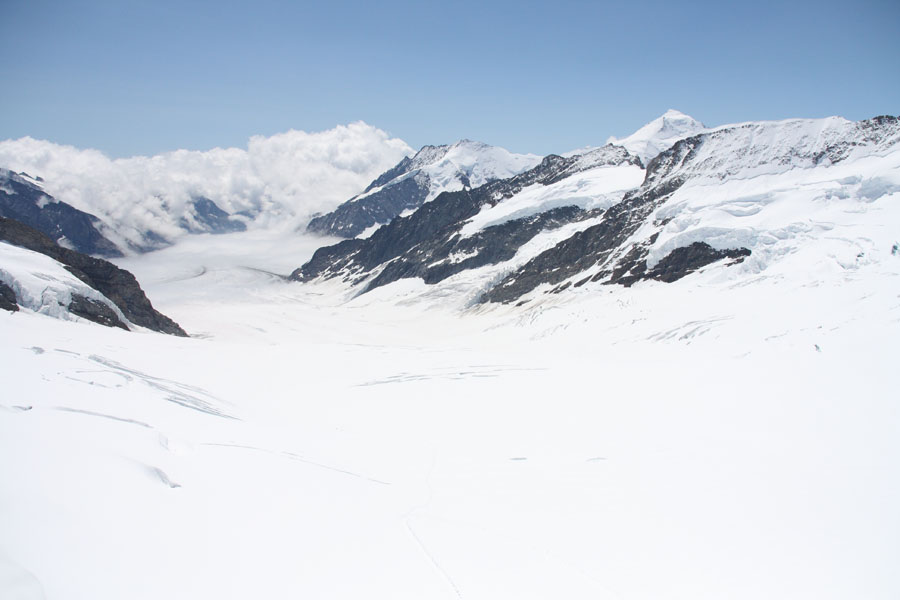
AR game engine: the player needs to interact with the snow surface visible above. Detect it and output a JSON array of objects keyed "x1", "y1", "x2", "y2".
[
  {"x1": 3, "y1": 214, "x2": 900, "y2": 599},
  {"x1": 2, "y1": 113, "x2": 900, "y2": 599}
]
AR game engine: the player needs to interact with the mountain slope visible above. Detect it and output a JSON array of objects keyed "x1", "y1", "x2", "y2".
[
  {"x1": 0, "y1": 216, "x2": 187, "y2": 335},
  {"x1": 0, "y1": 169, "x2": 122, "y2": 257},
  {"x1": 306, "y1": 140, "x2": 542, "y2": 238},
  {"x1": 486, "y1": 115, "x2": 900, "y2": 304}
]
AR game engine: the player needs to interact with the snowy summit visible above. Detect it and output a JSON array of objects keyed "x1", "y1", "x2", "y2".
[{"x1": 607, "y1": 109, "x2": 707, "y2": 164}]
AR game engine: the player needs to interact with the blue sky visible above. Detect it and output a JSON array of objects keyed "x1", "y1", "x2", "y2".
[{"x1": 1, "y1": 0, "x2": 898, "y2": 158}]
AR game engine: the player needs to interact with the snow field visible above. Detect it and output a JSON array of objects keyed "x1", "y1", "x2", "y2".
[
  {"x1": 3, "y1": 111, "x2": 899, "y2": 599},
  {"x1": 3, "y1": 225, "x2": 899, "y2": 599}
]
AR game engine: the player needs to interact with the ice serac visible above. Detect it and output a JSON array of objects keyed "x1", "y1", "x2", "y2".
[
  {"x1": 606, "y1": 109, "x2": 707, "y2": 165},
  {"x1": 306, "y1": 140, "x2": 542, "y2": 238},
  {"x1": 0, "y1": 169, "x2": 123, "y2": 257},
  {"x1": 0, "y1": 216, "x2": 187, "y2": 335}
]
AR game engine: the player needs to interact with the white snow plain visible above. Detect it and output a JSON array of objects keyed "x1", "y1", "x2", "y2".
[{"x1": 2, "y1": 216, "x2": 899, "y2": 600}]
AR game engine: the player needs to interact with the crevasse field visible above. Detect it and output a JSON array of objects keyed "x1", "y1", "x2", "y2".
[{"x1": 2, "y1": 120, "x2": 900, "y2": 599}]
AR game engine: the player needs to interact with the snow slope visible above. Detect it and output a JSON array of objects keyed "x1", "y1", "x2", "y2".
[{"x1": 460, "y1": 151, "x2": 645, "y2": 236}]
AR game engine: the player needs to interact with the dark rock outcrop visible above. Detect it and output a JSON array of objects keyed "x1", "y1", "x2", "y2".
[
  {"x1": 68, "y1": 294, "x2": 129, "y2": 330},
  {"x1": 645, "y1": 243, "x2": 751, "y2": 283},
  {"x1": 0, "y1": 216, "x2": 187, "y2": 335},
  {"x1": 0, "y1": 169, "x2": 122, "y2": 257},
  {"x1": 0, "y1": 281, "x2": 18, "y2": 312}
]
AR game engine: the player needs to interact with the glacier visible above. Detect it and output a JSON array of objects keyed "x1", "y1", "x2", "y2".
[{"x1": 1, "y1": 110, "x2": 899, "y2": 600}]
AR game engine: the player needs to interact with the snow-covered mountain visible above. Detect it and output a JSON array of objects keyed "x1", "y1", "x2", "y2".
[
  {"x1": 295, "y1": 113, "x2": 900, "y2": 308},
  {"x1": 306, "y1": 140, "x2": 542, "y2": 238},
  {"x1": 606, "y1": 108, "x2": 706, "y2": 164},
  {"x1": 0, "y1": 169, "x2": 122, "y2": 257}
]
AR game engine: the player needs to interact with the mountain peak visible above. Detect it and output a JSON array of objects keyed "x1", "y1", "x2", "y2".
[
  {"x1": 661, "y1": 108, "x2": 693, "y2": 119},
  {"x1": 608, "y1": 110, "x2": 706, "y2": 163}
]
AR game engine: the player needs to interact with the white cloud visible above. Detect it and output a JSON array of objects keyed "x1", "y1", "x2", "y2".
[{"x1": 0, "y1": 122, "x2": 412, "y2": 250}]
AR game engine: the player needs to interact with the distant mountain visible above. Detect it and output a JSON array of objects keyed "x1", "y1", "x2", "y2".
[
  {"x1": 0, "y1": 216, "x2": 187, "y2": 335},
  {"x1": 0, "y1": 169, "x2": 122, "y2": 257},
  {"x1": 294, "y1": 113, "x2": 900, "y2": 307},
  {"x1": 0, "y1": 124, "x2": 412, "y2": 253},
  {"x1": 606, "y1": 109, "x2": 707, "y2": 164},
  {"x1": 179, "y1": 196, "x2": 248, "y2": 235},
  {"x1": 306, "y1": 140, "x2": 542, "y2": 238}
]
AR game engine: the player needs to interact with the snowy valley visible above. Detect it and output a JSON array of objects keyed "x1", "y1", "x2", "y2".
[{"x1": 1, "y1": 111, "x2": 899, "y2": 600}]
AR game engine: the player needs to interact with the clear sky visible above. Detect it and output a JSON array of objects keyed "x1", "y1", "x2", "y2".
[{"x1": 1, "y1": 0, "x2": 898, "y2": 158}]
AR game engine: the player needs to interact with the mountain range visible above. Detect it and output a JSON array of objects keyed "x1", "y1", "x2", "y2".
[
  {"x1": 295, "y1": 111, "x2": 900, "y2": 307},
  {"x1": 1, "y1": 110, "x2": 898, "y2": 330},
  {"x1": 2, "y1": 110, "x2": 899, "y2": 600}
]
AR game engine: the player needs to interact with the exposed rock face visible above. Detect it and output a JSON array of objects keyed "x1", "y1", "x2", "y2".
[
  {"x1": 644, "y1": 243, "x2": 751, "y2": 283},
  {"x1": 0, "y1": 216, "x2": 187, "y2": 335},
  {"x1": 0, "y1": 169, "x2": 122, "y2": 257},
  {"x1": 67, "y1": 294, "x2": 129, "y2": 330},
  {"x1": 306, "y1": 176, "x2": 429, "y2": 238}
]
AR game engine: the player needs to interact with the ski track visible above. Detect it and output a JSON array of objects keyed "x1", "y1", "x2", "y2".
[
  {"x1": 200, "y1": 442, "x2": 391, "y2": 486},
  {"x1": 87, "y1": 354, "x2": 237, "y2": 419},
  {"x1": 51, "y1": 406, "x2": 153, "y2": 429},
  {"x1": 356, "y1": 365, "x2": 545, "y2": 387}
]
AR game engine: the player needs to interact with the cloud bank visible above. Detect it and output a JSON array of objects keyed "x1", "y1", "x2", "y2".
[{"x1": 0, "y1": 122, "x2": 412, "y2": 250}]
